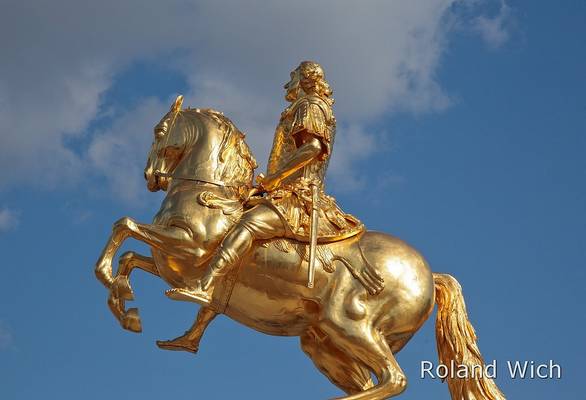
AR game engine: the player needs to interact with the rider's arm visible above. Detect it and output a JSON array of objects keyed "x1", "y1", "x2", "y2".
[
  {"x1": 260, "y1": 137, "x2": 322, "y2": 190},
  {"x1": 260, "y1": 100, "x2": 329, "y2": 191}
]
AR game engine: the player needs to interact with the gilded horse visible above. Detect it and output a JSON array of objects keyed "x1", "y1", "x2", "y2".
[{"x1": 95, "y1": 97, "x2": 505, "y2": 400}]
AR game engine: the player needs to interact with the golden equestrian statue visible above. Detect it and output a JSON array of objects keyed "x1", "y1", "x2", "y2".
[{"x1": 95, "y1": 61, "x2": 505, "y2": 400}]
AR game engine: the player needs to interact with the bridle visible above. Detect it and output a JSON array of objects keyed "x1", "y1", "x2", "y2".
[{"x1": 152, "y1": 110, "x2": 252, "y2": 191}]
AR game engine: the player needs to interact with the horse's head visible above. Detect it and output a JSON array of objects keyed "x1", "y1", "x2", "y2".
[
  {"x1": 144, "y1": 95, "x2": 188, "y2": 191},
  {"x1": 144, "y1": 95, "x2": 257, "y2": 193}
]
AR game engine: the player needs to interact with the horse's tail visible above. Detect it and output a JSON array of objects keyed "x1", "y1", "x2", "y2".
[{"x1": 433, "y1": 273, "x2": 506, "y2": 400}]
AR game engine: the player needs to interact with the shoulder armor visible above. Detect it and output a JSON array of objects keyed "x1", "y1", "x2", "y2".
[{"x1": 290, "y1": 95, "x2": 334, "y2": 125}]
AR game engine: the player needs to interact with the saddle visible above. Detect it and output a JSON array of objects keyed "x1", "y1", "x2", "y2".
[{"x1": 262, "y1": 237, "x2": 384, "y2": 295}]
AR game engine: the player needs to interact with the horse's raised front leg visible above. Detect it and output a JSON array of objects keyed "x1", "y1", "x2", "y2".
[
  {"x1": 108, "y1": 251, "x2": 159, "y2": 333},
  {"x1": 95, "y1": 216, "x2": 194, "y2": 288},
  {"x1": 156, "y1": 307, "x2": 218, "y2": 354},
  {"x1": 110, "y1": 250, "x2": 219, "y2": 347}
]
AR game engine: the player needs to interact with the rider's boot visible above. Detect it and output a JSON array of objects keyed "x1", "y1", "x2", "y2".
[
  {"x1": 166, "y1": 245, "x2": 238, "y2": 306},
  {"x1": 156, "y1": 307, "x2": 218, "y2": 353}
]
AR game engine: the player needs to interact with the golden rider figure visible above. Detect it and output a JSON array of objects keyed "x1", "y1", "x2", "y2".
[{"x1": 168, "y1": 61, "x2": 364, "y2": 306}]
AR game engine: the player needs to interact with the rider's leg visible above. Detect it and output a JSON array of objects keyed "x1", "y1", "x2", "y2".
[
  {"x1": 156, "y1": 306, "x2": 218, "y2": 353},
  {"x1": 202, "y1": 204, "x2": 285, "y2": 289},
  {"x1": 166, "y1": 204, "x2": 285, "y2": 305}
]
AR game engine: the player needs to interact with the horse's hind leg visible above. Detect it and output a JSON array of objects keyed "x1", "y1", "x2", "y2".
[
  {"x1": 300, "y1": 331, "x2": 374, "y2": 395},
  {"x1": 320, "y1": 322, "x2": 407, "y2": 400},
  {"x1": 108, "y1": 252, "x2": 159, "y2": 333}
]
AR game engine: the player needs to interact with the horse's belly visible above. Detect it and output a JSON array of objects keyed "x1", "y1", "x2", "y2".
[
  {"x1": 223, "y1": 246, "x2": 318, "y2": 336},
  {"x1": 224, "y1": 285, "x2": 308, "y2": 336}
]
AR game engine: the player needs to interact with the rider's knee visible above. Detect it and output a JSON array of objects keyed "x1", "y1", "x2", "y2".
[
  {"x1": 237, "y1": 220, "x2": 258, "y2": 238},
  {"x1": 237, "y1": 205, "x2": 285, "y2": 240}
]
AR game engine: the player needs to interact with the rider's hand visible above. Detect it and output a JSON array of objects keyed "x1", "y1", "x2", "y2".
[
  {"x1": 256, "y1": 173, "x2": 280, "y2": 192},
  {"x1": 246, "y1": 186, "x2": 263, "y2": 199},
  {"x1": 255, "y1": 173, "x2": 265, "y2": 185}
]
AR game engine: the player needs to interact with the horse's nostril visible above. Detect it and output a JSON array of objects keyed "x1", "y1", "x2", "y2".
[{"x1": 144, "y1": 171, "x2": 148, "y2": 180}]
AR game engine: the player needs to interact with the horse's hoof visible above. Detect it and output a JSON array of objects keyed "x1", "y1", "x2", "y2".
[
  {"x1": 121, "y1": 308, "x2": 142, "y2": 333},
  {"x1": 156, "y1": 339, "x2": 199, "y2": 354},
  {"x1": 111, "y1": 276, "x2": 134, "y2": 301}
]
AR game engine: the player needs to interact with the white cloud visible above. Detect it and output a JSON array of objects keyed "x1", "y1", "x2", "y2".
[
  {"x1": 180, "y1": 1, "x2": 455, "y2": 120},
  {"x1": 184, "y1": 75, "x2": 280, "y2": 172},
  {"x1": 472, "y1": 1, "x2": 512, "y2": 48},
  {"x1": 0, "y1": 208, "x2": 19, "y2": 232},
  {"x1": 0, "y1": 0, "x2": 510, "y2": 200},
  {"x1": 328, "y1": 125, "x2": 382, "y2": 192},
  {"x1": 87, "y1": 97, "x2": 169, "y2": 204},
  {"x1": 0, "y1": 1, "x2": 193, "y2": 190}
]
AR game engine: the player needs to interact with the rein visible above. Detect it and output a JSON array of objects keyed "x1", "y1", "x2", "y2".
[{"x1": 155, "y1": 172, "x2": 242, "y2": 189}]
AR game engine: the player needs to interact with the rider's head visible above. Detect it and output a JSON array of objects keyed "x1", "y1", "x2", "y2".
[
  {"x1": 298, "y1": 61, "x2": 333, "y2": 101},
  {"x1": 284, "y1": 61, "x2": 334, "y2": 103}
]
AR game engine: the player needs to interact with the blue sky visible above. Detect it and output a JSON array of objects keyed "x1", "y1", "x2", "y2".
[{"x1": 0, "y1": 1, "x2": 584, "y2": 399}]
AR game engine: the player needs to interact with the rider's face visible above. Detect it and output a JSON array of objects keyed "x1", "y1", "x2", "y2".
[{"x1": 284, "y1": 68, "x2": 301, "y2": 102}]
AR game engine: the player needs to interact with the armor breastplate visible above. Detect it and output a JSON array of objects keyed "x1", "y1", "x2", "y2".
[{"x1": 267, "y1": 95, "x2": 335, "y2": 188}]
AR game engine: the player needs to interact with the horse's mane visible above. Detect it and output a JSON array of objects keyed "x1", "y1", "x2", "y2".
[{"x1": 181, "y1": 108, "x2": 257, "y2": 189}]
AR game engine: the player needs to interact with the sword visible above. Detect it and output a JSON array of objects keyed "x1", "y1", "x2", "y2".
[{"x1": 307, "y1": 182, "x2": 319, "y2": 288}]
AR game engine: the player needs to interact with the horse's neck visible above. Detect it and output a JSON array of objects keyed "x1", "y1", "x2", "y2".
[{"x1": 173, "y1": 129, "x2": 225, "y2": 184}]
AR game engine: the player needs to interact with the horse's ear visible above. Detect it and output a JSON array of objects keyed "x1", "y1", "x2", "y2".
[{"x1": 171, "y1": 95, "x2": 184, "y2": 112}]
